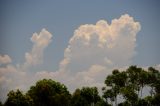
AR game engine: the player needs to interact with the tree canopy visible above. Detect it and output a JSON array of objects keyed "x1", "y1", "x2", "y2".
[
  {"x1": 1, "y1": 66, "x2": 160, "y2": 106},
  {"x1": 27, "y1": 79, "x2": 71, "y2": 106},
  {"x1": 103, "y1": 66, "x2": 160, "y2": 106}
]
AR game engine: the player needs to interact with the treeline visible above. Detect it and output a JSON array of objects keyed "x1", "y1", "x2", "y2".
[{"x1": 0, "y1": 66, "x2": 160, "y2": 106}]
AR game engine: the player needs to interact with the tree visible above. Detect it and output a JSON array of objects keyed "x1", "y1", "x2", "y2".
[
  {"x1": 71, "y1": 89, "x2": 84, "y2": 106},
  {"x1": 148, "y1": 67, "x2": 160, "y2": 106},
  {"x1": 103, "y1": 66, "x2": 159, "y2": 106},
  {"x1": 148, "y1": 67, "x2": 160, "y2": 97},
  {"x1": 81, "y1": 87, "x2": 100, "y2": 105},
  {"x1": 71, "y1": 87, "x2": 101, "y2": 106},
  {"x1": 120, "y1": 85, "x2": 138, "y2": 106},
  {"x1": 4, "y1": 89, "x2": 32, "y2": 106},
  {"x1": 3, "y1": 66, "x2": 160, "y2": 106},
  {"x1": 27, "y1": 79, "x2": 71, "y2": 106},
  {"x1": 126, "y1": 66, "x2": 141, "y2": 96},
  {"x1": 102, "y1": 89, "x2": 115, "y2": 105},
  {"x1": 95, "y1": 98, "x2": 110, "y2": 106},
  {"x1": 138, "y1": 69, "x2": 148, "y2": 97},
  {"x1": 103, "y1": 69, "x2": 128, "y2": 106}
]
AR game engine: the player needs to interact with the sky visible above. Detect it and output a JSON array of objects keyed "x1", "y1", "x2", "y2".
[{"x1": 0, "y1": 0, "x2": 160, "y2": 102}]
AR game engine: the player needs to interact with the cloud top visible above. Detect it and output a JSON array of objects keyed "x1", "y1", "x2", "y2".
[
  {"x1": 25, "y1": 28, "x2": 52, "y2": 67},
  {"x1": 0, "y1": 28, "x2": 53, "y2": 102},
  {"x1": 60, "y1": 14, "x2": 141, "y2": 72}
]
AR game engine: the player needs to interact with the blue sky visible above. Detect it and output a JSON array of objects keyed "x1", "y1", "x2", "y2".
[
  {"x1": 1, "y1": 0, "x2": 160, "y2": 71},
  {"x1": 0, "y1": 0, "x2": 160, "y2": 102}
]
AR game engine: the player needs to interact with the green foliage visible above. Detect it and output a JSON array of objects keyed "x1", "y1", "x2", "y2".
[
  {"x1": 103, "y1": 65, "x2": 160, "y2": 106},
  {"x1": 120, "y1": 85, "x2": 138, "y2": 105},
  {"x1": 4, "y1": 90, "x2": 32, "y2": 106},
  {"x1": 103, "y1": 89, "x2": 115, "y2": 102},
  {"x1": 104, "y1": 69, "x2": 128, "y2": 105},
  {"x1": 71, "y1": 87, "x2": 101, "y2": 106},
  {"x1": 95, "y1": 98, "x2": 111, "y2": 106},
  {"x1": 27, "y1": 79, "x2": 71, "y2": 106}
]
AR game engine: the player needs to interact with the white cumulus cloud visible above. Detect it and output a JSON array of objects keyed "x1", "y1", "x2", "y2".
[
  {"x1": 0, "y1": 28, "x2": 53, "y2": 102},
  {"x1": 0, "y1": 14, "x2": 142, "y2": 102},
  {"x1": 60, "y1": 14, "x2": 141, "y2": 73},
  {"x1": 24, "y1": 28, "x2": 52, "y2": 67}
]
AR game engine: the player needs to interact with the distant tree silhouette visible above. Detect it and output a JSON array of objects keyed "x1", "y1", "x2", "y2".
[
  {"x1": 71, "y1": 87, "x2": 103, "y2": 106},
  {"x1": 4, "y1": 90, "x2": 32, "y2": 106},
  {"x1": 27, "y1": 79, "x2": 71, "y2": 106},
  {"x1": 103, "y1": 65, "x2": 160, "y2": 106},
  {"x1": 3, "y1": 66, "x2": 160, "y2": 106}
]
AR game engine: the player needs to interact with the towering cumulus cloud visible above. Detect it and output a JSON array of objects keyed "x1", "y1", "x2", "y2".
[
  {"x1": 0, "y1": 29, "x2": 53, "y2": 102},
  {"x1": 60, "y1": 14, "x2": 141, "y2": 74},
  {"x1": 54, "y1": 14, "x2": 142, "y2": 90},
  {"x1": 0, "y1": 14, "x2": 141, "y2": 102},
  {"x1": 24, "y1": 28, "x2": 52, "y2": 68}
]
